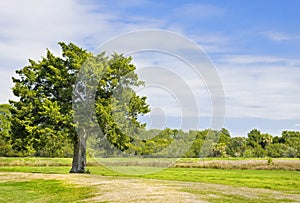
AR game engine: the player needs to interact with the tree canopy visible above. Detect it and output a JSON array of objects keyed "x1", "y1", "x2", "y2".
[{"x1": 9, "y1": 42, "x2": 149, "y2": 172}]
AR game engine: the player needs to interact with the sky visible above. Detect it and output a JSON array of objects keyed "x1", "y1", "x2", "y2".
[{"x1": 1, "y1": 0, "x2": 300, "y2": 136}]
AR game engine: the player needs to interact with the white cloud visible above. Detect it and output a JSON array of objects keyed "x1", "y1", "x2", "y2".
[
  {"x1": 218, "y1": 54, "x2": 300, "y2": 66},
  {"x1": 0, "y1": 0, "x2": 116, "y2": 58},
  {"x1": 261, "y1": 31, "x2": 300, "y2": 42},
  {"x1": 133, "y1": 53, "x2": 212, "y2": 118},
  {"x1": 174, "y1": 3, "x2": 225, "y2": 19},
  {"x1": 263, "y1": 32, "x2": 291, "y2": 41},
  {"x1": 216, "y1": 55, "x2": 300, "y2": 120},
  {"x1": 187, "y1": 33, "x2": 232, "y2": 53},
  {"x1": 0, "y1": 0, "x2": 167, "y2": 103},
  {"x1": 0, "y1": 0, "x2": 105, "y2": 103}
]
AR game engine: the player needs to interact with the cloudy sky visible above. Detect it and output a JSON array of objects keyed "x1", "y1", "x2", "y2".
[{"x1": 1, "y1": 0, "x2": 300, "y2": 136}]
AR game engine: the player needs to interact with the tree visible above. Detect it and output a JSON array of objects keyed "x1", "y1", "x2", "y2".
[
  {"x1": 259, "y1": 133, "x2": 272, "y2": 149},
  {"x1": 247, "y1": 128, "x2": 261, "y2": 147},
  {"x1": 212, "y1": 143, "x2": 227, "y2": 157},
  {"x1": 10, "y1": 44, "x2": 80, "y2": 157},
  {"x1": 217, "y1": 128, "x2": 231, "y2": 144},
  {"x1": 10, "y1": 42, "x2": 149, "y2": 173},
  {"x1": 281, "y1": 131, "x2": 300, "y2": 157},
  {"x1": 0, "y1": 104, "x2": 13, "y2": 156},
  {"x1": 266, "y1": 143, "x2": 288, "y2": 157},
  {"x1": 247, "y1": 128, "x2": 272, "y2": 149},
  {"x1": 226, "y1": 137, "x2": 247, "y2": 157}
]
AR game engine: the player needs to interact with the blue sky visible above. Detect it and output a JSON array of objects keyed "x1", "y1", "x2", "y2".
[{"x1": 1, "y1": 0, "x2": 300, "y2": 136}]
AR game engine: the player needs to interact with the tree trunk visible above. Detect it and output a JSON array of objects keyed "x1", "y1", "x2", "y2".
[
  {"x1": 70, "y1": 136, "x2": 80, "y2": 173},
  {"x1": 79, "y1": 132, "x2": 87, "y2": 172},
  {"x1": 70, "y1": 128, "x2": 87, "y2": 173}
]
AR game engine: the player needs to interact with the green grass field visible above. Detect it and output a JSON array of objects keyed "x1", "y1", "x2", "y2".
[
  {"x1": 0, "y1": 157, "x2": 299, "y2": 202},
  {"x1": 0, "y1": 179, "x2": 94, "y2": 203}
]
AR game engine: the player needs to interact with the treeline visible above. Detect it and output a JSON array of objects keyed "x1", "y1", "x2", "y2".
[
  {"x1": 1, "y1": 102, "x2": 299, "y2": 158},
  {"x1": 95, "y1": 128, "x2": 299, "y2": 158}
]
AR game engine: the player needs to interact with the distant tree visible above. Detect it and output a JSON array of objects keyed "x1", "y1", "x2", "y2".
[
  {"x1": 247, "y1": 128, "x2": 261, "y2": 147},
  {"x1": 259, "y1": 133, "x2": 272, "y2": 149},
  {"x1": 281, "y1": 131, "x2": 300, "y2": 157},
  {"x1": 266, "y1": 143, "x2": 288, "y2": 158},
  {"x1": 140, "y1": 128, "x2": 174, "y2": 157},
  {"x1": 272, "y1": 136, "x2": 285, "y2": 144},
  {"x1": 218, "y1": 128, "x2": 231, "y2": 143},
  {"x1": 185, "y1": 136, "x2": 204, "y2": 158},
  {"x1": 247, "y1": 128, "x2": 272, "y2": 154},
  {"x1": 226, "y1": 137, "x2": 247, "y2": 157},
  {"x1": 0, "y1": 104, "x2": 13, "y2": 156},
  {"x1": 212, "y1": 143, "x2": 227, "y2": 157}
]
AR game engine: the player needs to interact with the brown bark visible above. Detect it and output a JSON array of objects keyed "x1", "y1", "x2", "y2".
[
  {"x1": 70, "y1": 136, "x2": 80, "y2": 173},
  {"x1": 79, "y1": 129, "x2": 87, "y2": 172},
  {"x1": 70, "y1": 128, "x2": 87, "y2": 173}
]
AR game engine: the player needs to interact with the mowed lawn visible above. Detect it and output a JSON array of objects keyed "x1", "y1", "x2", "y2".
[
  {"x1": 0, "y1": 178, "x2": 94, "y2": 203},
  {"x1": 0, "y1": 157, "x2": 299, "y2": 202}
]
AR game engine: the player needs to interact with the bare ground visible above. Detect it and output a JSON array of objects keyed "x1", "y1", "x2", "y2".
[{"x1": 0, "y1": 172, "x2": 299, "y2": 202}]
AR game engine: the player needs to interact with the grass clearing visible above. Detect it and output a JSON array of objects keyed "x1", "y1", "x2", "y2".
[
  {"x1": 0, "y1": 157, "x2": 299, "y2": 202},
  {"x1": 0, "y1": 178, "x2": 94, "y2": 203},
  {"x1": 0, "y1": 166, "x2": 70, "y2": 174},
  {"x1": 1, "y1": 172, "x2": 299, "y2": 203},
  {"x1": 0, "y1": 165, "x2": 299, "y2": 192},
  {"x1": 145, "y1": 168, "x2": 300, "y2": 192}
]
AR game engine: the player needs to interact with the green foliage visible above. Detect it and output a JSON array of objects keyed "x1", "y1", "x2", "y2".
[
  {"x1": 87, "y1": 127, "x2": 300, "y2": 158},
  {"x1": 266, "y1": 143, "x2": 289, "y2": 157},
  {"x1": 9, "y1": 44, "x2": 83, "y2": 156},
  {"x1": 267, "y1": 157, "x2": 273, "y2": 165},
  {"x1": 281, "y1": 131, "x2": 300, "y2": 157},
  {"x1": 0, "y1": 104, "x2": 14, "y2": 156},
  {"x1": 9, "y1": 42, "x2": 150, "y2": 173},
  {"x1": 226, "y1": 137, "x2": 247, "y2": 157}
]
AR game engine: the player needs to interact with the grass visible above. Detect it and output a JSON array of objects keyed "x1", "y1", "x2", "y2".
[
  {"x1": 142, "y1": 167, "x2": 300, "y2": 192},
  {"x1": 0, "y1": 157, "x2": 72, "y2": 166},
  {"x1": 180, "y1": 188, "x2": 297, "y2": 203},
  {"x1": 0, "y1": 179, "x2": 94, "y2": 203},
  {"x1": 0, "y1": 166, "x2": 71, "y2": 174},
  {"x1": 0, "y1": 157, "x2": 299, "y2": 202},
  {"x1": 4, "y1": 172, "x2": 297, "y2": 203},
  {"x1": 175, "y1": 158, "x2": 300, "y2": 171},
  {"x1": 1, "y1": 157, "x2": 299, "y2": 170},
  {"x1": 1, "y1": 165, "x2": 299, "y2": 192}
]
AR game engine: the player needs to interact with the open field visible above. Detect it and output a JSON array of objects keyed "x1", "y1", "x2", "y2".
[
  {"x1": 1, "y1": 165, "x2": 299, "y2": 191},
  {"x1": 0, "y1": 158, "x2": 299, "y2": 202},
  {"x1": 0, "y1": 171, "x2": 299, "y2": 203},
  {"x1": 1, "y1": 157, "x2": 299, "y2": 170}
]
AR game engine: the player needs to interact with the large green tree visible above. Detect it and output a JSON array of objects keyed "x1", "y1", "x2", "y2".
[{"x1": 10, "y1": 43, "x2": 149, "y2": 173}]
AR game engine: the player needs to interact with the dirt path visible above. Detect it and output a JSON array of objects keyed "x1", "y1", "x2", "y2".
[{"x1": 0, "y1": 172, "x2": 299, "y2": 202}]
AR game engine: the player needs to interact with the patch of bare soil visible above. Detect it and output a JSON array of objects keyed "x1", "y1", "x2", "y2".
[{"x1": 0, "y1": 172, "x2": 299, "y2": 202}]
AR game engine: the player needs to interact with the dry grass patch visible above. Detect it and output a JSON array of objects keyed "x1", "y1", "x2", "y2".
[{"x1": 174, "y1": 159, "x2": 300, "y2": 170}]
